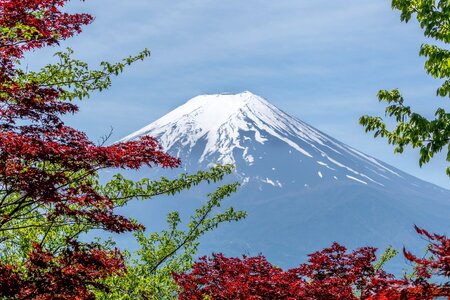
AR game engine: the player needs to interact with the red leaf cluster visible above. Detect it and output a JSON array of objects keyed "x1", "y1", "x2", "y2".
[
  {"x1": 175, "y1": 228, "x2": 450, "y2": 299},
  {"x1": 0, "y1": 0, "x2": 180, "y2": 232},
  {"x1": 0, "y1": 0, "x2": 180, "y2": 298},
  {"x1": 174, "y1": 253, "x2": 304, "y2": 299},
  {"x1": 0, "y1": 241, "x2": 125, "y2": 299},
  {"x1": 174, "y1": 244, "x2": 391, "y2": 300},
  {"x1": 291, "y1": 243, "x2": 392, "y2": 299},
  {"x1": 0, "y1": 0, "x2": 93, "y2": 62},
  {"x1": 365, "y1": 226, "x2": 450, "y2": 299}
]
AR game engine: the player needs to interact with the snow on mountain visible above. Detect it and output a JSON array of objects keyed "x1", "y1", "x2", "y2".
[
  {"x1": 123, "y1": 91, "x2": 312, "y2": 164},
  {"x1": 120, "y1": 91, "x2": 450, "y2": 271},
  {"x1": 122, "y1": 91, "x2": 422, "y2": 191}
]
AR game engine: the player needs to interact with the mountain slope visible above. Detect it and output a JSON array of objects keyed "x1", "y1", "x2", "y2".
[{"x1": 121, "y1": 91, "x2": 450, "y2": 270}]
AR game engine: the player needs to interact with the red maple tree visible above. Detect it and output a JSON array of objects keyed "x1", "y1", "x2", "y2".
[
  {"x1": 175, "y1": 227, "x2": 450, "y2": 299},
  {"x1": 174, "y1": 244, "x2": 392, "y2": 299},
  {"x1": 174, "y1": 253, "x2": 303, "y2": 299},
  {"x1": 0, "y1": 0, "x2": 179, "y2": 298}
]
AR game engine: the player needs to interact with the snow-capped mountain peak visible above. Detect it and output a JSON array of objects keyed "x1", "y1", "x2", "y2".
[
  {"x1": 122, "y1": 91, "x2": 329, "y2": 163},
  {"x1": 122, "y1": 91, "x2": 292, "y2": 163},
  {"x1": 121, "y1": 91, "x2": 408, "y2": 190}
]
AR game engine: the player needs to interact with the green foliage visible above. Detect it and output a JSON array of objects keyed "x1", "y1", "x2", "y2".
[
  {"x1": 360, "y1": 0, "x2": 450, "y2": 176},
  {"x1": 374, "y1": 245, "x2": 398, "y2": 272},
  {"x1": 1, "y1": 23, "x2": 42, "y2": 43},
  {"x1": 95, "y1": 179, "x2": 245, "y2": 299},
  {"x1": 19, "y1": 47, "x2": 150, "y2": 101},
  {"x1": 100, "y1": 164, "x2": 237, "y2": 207}
]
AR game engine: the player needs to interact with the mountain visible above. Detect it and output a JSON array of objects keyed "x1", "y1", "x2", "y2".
[{"x1": 121, "y1": 91, "x2": 450, "y2": 271}]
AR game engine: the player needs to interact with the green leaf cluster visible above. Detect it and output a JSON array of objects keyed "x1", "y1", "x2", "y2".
[
  {"x1": 19, "y1": 48, "x2": 150, "y2": 101},
  {"x1": 94, "y1": 167, "x2": 245, "y2": 299},
  {"x1": 360, "y1": 0, "x2": 450, "y2": 175},
  {"x1": 1, "y1": 23, "x2": 42, "y2": 42}
]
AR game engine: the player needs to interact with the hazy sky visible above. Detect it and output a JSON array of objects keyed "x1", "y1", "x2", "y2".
[{"x1": 26, "y1": 0, "x2": 450, "y2": 188}]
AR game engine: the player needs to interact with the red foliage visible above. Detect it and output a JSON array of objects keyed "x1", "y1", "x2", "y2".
[
  {"x1": 173, "y1": 253, "x2": 304, "y2": 299},
  {"x1": 175, "y1": 230, "x2": 450, "y2": 299},
  {"x1": 291, "y1": 243, "x2": 393, "y2": 299},
  {"x1": 0, "y1": 0, "x2": 93, "y2": 59},
  {"x1": 365, "y1": 226, "x2": 450, "y2": 300},
  {"x1": 0, "y1": 0, "x2": 180, "y2": 233},
  {"x1": 2, "y1": 241, "x2": 126, "y2": 299},
  {"x1": 174, "y1": 244, "x2": 393, "y2": 300},
  {"x1": 0, "y1": 0, "x2": 180, "y2": 298}
]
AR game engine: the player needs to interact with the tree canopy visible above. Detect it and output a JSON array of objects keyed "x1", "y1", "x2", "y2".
[
  {"x1": 174, "y1": 227, "x2": 450, "y2": 299},
  {"x1": 360, "y1": 0, "x2": 450, "y2": 176},
  {"x1": 0, "y1": 0, "x2": 245, "y2": 298}
]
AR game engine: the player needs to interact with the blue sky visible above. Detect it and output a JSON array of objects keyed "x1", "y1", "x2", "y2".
[{"x1": 26, "y1": 0, "x2": 450, "y2": 188}]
